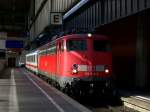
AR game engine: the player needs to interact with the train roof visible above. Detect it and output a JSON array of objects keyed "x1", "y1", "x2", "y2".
[
  {"x1": 38, "y1": 34, "x2": 109, "y2": 50},
  {"x1": 26, "y1": 50, "x2": 39, "y2": 56},
  {"x1": 62, "y1": 34, "x2": 109, "y2": 39}
]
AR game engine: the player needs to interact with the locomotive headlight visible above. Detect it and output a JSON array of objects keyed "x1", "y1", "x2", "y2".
[
  {"x1": 88, "y1": 33, "x2": 92, "y2": 37},
  {"x1": 105, "y1": 69, "x2": 109, "y2": 74},
  {"x1": 72, "y1": 69, "x2": 78, "y2": 74},
  {"x1": 104, "y1": 65, "x2": 109, "y2": 74}
]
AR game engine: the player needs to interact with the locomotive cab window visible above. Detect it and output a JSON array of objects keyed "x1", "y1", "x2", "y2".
[
  {"x1": 67, "y1": 40, "x2": 87, "y2": 51},
  {"x1": 93, "y1": 40, "x2": 111, "y2": 51}
]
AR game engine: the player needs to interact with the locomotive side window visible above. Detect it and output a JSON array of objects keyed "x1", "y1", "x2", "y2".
[
  {"x1": 61, "y1": 42, "x2": 64, "y2": 51},
  {"x1": 67, "y1": 40, "x2": 87, "y2": 51},
  {"x1": 39, "y1": 50, "x2": 47, "y2": 55},
  {"x1": 93, "y1": 40, "x2": 111, "y2": 51},
  {"x1": 58, "y1": 43, "x2": 61, "y2": 51},
  {"x1": 47, "y1": 43, "x2": 56, "y2": 54}
]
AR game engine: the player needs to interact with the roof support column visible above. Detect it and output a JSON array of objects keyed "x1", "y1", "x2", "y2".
[{"x1": 135, "y1": 12, "x2": 148, "y2": 88}]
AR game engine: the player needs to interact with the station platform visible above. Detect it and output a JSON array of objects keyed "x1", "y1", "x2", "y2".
[
  {"x1": 0, "y1": 68, "x2": 92, "y2": 112},
  {"x1": 120, "y1": 89, "x2": 150, "y2": 112}
]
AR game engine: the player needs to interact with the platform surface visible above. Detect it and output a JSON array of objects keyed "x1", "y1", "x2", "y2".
[
  {"x1": 0, "y1": 68, "x2": 92, "y2": 112},
  {"x1": 120, "y1": 89, "x2": 150, "y2": 112}
]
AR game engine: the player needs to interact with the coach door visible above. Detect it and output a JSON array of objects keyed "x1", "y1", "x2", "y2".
[{"x1": 57, "y1": 42, "x2": 63, "y2": 74}]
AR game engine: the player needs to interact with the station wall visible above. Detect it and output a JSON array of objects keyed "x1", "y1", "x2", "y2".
[
  {"x1": 30, "y1": 0, "x2": 78, "y2": 41},
  {"x1": 97, "y1": 16, "x2": 137, "y2": 88},
  {"x1": 64, "y1": 0, "x2": 150, "y2": 30},
  {"x1": 142, "y1": 11, "x2": 150, "y2": 88}
]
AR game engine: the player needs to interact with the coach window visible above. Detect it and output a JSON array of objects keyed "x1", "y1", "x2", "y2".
[
  {"x1": 34, "y1": 55, "x2": 35, "y2": 62},
  {"x1": 33, "y1": 56, "x2": 34, "y2": 62},
  {"x1": 32, "y1": 56, "x2": 33, "y2": 62}
]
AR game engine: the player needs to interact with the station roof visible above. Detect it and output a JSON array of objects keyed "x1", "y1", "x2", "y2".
[{"x1": 0, "y1": 0, "x2": 30, "y2": 32}]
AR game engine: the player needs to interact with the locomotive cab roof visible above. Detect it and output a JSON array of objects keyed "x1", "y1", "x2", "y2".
[{"x1": 37, "y1": 33, "x2": 109, "y2": 50}]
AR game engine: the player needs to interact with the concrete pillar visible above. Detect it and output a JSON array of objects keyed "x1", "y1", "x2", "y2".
[{"x1": 135, "y1": 13, "x2": 148, "y2": 87}]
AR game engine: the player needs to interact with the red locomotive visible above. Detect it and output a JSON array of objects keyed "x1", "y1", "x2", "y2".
[{"x1": 26, "y1": 33, "x2": 113, "y2": 96}]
